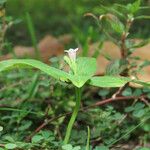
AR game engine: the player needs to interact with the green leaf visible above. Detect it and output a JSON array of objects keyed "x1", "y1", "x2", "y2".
[
  {"x1": 140, "y1": 6, "x2": 150, "y2": 9},
  {"x1": 110, "y1": 20, "x2": 124, "y2": 34},
  {"x1": 133, "y1": 109, "x2": 145, "y2": 118},
  {"x1": 133, "y1": 80, "x2": 150, "y2": 87},
  {"x1": 134, "y1": 102, "x2": 145, "y2": 110},
  {"x1": 122, "y1": 87, "x2": 132, "y2": 96},
  {"x1": 133, "y1": 89, "x2": 142, "y2": 96},
  {"x1": 76, "y1": 57, "x2": 96, "y2": 77},
  {"x1": 0, "y1": 59, "x2": 69, "y2": 81},
  {"x1": 18, "y1": 121, "x2": 32, "y2": 131},
  {"x1": 31, "y1": 135, "x2": 43, "y2": 143},
  {"x1": 5, "y1": 143, "x2": 17, "y2": 149},
  {"x1": 89, "y1": 76, "x2": 130, "y2": 87},
  {"x1": 0, "y1": 58, "x2": 96, "y2": 88},
  {"x1": 127, "y1": 0, "x2": 141, "y2": 14},
  {"x1": 103, "y1": 14, "x2": 124, "y2": 34},
  {"x1": 62, "y1": 145, "x2": 81, "y2": 150},
  {"x1": 94, "y1": 145, "x2": 109, "y2": 150},
  {"x1": 142, "y1": 124, "x2": 150, "y2": 132},
  {"x1": 125, "y1": 106, "x2": 134, "y2": 112},
  {"x1": 73, "y1": 146, "x2": 81, "y2": 150},
  {"x1": 69, "y1": 57, "x2": 96, "y2": 87},
  {"x1": 62, "y1": 144, "x2": 73, "y2": 150},
  {"x1": 41, "y1": 130, "x2": 53, "y2": 139},
  {"x1": 3, "y1": 136, "x2": 14, "y2": 143},
  {"x1": 0, "y1": 58, "x2": 148, "y2": 88}
]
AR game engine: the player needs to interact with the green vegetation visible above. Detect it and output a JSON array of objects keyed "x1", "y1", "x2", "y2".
[{"x1": 0, "y1": 0, "x2": 150, "y2": 149}]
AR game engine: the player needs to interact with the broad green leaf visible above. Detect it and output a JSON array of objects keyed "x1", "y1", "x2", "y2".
[
  {"x1": 89, "y1": 76, "x2": 130, "y2": 87},
  {"x1": 5, "y1": 143, "x2": 17, "y2": 149},
  {"x1": 1, "y1": 58, "x2": 148, "y2": 88},
  {"x1": 32, "y1": 135, "x2": 43, "y2": 143},
  {"x1": 0, "y1": 58, "x2": 96, "y2": 88},
  {"x1": 70, "y1": 57, "x2": 96, "y2": 87},
  {"x1": 76, "y1": 57, "x2": 96, "y2": 77},
  {"x1": 0, "y1": 59, "x2": 69, "y2": 81},
  {"x1": 62, "y1": 144, "x2": 73, "y2": 150}
]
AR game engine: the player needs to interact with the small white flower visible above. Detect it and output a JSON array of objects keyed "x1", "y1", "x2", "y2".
[{"x1": 65, "y1": 48, "x2": 78, "y2": 61}]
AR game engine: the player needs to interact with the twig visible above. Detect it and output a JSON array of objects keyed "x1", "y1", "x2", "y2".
[
  {"x1": 25, "y1": 112, "x2": 71, "y2": 141},
  {"x1": 84, "y1": 95, "x2": 145, "y2": 110},
  {"x1": 112, "y1": 83, "x2": 128, "y2": 98},
  {"x1": 140, "y1": 97, "x2": 150, "y2": 107}
]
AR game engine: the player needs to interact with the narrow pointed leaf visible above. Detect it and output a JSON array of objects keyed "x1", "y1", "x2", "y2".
[{"x1": 135, "y1": 15, "x2": 150, "y2": 20}]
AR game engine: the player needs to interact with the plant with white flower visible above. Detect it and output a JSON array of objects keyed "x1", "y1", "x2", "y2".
[
  {"x1": 65, "y1": 48, "x2": 78, "y2": 61},
  {"x1": 0, "y1": 47, "x2": 141, "y2": 146},
  {"x1": 64, "y1": 48, "x2": 79, "y2": 75}
]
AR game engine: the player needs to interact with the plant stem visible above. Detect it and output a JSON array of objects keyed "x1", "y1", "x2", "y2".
[
  {"x1": 86, "y1": 126, "x2": 90, "y2": 150},
  {"x1": 63, "y1": 87, "x2": 81, "y2": 144}
]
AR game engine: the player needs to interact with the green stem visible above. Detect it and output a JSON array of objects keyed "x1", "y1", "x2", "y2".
[
  {"x1": 63, "y1": 87, "x2": 81, "y2": 144},
  {"x1": 86, "y1": 126, "x2": 90, "y2": 150}
]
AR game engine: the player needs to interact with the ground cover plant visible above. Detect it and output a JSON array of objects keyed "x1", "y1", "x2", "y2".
[{"x1": 0, "y1": 0, "x2": 150, "y2": 150}]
